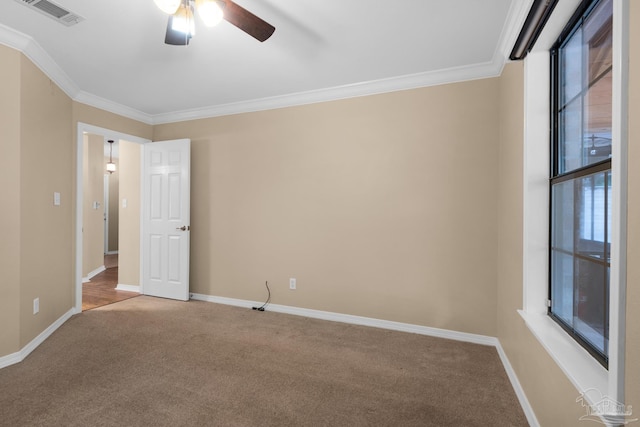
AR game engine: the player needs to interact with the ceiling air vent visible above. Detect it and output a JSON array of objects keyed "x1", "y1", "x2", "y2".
[{"x1": 15, "y1": 0, "x2": 84, "y2": 27}]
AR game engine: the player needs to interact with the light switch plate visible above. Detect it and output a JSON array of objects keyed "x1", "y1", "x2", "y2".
[{"x1": 53, "y1": 192, "x2": 61, "y2": 206}]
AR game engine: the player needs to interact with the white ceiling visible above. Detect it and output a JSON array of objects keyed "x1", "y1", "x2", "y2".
[{"x1": 0, "y1": 0, "x2": 530, "y2": 124}]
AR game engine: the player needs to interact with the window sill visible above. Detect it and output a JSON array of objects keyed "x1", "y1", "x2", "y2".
[{"x1": 518, "y1": 310, "x2": 608, "y2": 399}]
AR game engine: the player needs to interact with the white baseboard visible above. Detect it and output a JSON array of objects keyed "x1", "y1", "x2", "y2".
[
  {"x1": 190, "y1": 293, "x2": 497, "y2": 345},
  {"x1": 190, "y1": 292, "x2": 538, "y2": 425},
  {"x1": 0, "y1": 351, "x2": 21, "y2": 369},
  {"x1": 0, "y1": 308, "x2": 75, "y2": 370},
  {"x1": 495, "y1": 341, "x2": 540, "y2": 427},
  {"x1": 116, "y1": 284, "x2": 140, "y2": 293},
  {"x1": 82, "y1": 265, "x2": 105, "y2": 283}
]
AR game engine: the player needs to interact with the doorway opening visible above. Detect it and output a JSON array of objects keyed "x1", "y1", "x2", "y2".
[
  {"x1": 75, "y1": 123, "x2": 149, "y2": 313},
  {"x1": 82, "y1": 254, "x2": 134, "y2": 311}
]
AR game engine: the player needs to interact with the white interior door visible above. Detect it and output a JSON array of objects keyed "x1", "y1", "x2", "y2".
[{"x1": 142, "y1": 139, "x2": 191, "y2": 301}]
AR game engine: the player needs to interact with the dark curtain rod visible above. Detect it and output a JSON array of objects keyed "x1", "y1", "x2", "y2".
[{"x1": 509, "y1": 0, "x2": 559, "y2": 60}]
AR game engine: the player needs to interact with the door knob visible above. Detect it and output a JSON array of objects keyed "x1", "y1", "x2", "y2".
[{"x1": 176, "y1": 226, "x2": 190, "y2": 231}]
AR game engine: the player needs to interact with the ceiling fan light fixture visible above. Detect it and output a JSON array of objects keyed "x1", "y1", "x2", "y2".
[
  {"x1": 154, "y1": 0, "x2": 181, "y2": 15},
  {"x1": 196, "y1": 0, "x2": 224, "y2": 27},
  {"x1": 172, "y1": 2, "x2": 196, "y2": 36},
  {"x1": 161, "y1": 0, "x2": 275, "y2": 45}
]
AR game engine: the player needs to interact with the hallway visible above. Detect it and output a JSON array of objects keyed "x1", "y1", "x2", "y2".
[{"x1": 82, "y1": 255, "x2": 138, "y2": 311}]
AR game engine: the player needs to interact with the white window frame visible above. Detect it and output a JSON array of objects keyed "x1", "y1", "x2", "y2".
[{"x1": 518, "y1": 0, "x2": 628, "y2": 407}]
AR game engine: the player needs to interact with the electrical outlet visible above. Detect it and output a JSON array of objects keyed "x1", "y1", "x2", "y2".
[
  {"x1": 33, "y1": 298, "x2": 39, "y2": 315},
  {"x1": 289, "y1": 278, "x2": 296, "y2": 290}
]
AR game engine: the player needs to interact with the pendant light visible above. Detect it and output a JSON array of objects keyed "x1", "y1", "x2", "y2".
[{"x1": 106, "y1": 140, "x2": 116, "y2": 174}]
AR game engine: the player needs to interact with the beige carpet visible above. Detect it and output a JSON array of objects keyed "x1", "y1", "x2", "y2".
[{"x1": 0, "y1": 297, "x2": 527, "y2": 426}]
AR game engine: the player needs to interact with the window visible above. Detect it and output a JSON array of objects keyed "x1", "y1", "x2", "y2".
[{"x1": 549, "y1": 0, "x2": 612, "y2": 367}]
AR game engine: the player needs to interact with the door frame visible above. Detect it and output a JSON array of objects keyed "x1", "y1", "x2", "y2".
[
  {"x1": 103, "y1": 173, "x2": 110, "y2": 255},
  {"x1": 74, "y1": 123, "x2": 150, "y2": 313}
]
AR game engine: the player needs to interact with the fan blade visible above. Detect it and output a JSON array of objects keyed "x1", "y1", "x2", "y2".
[
  {"x1": 221, "y1": 0, "x2": 275, "y2": 42},
  {"x1": 165, "y1": 16, "x2": 191, "y2": 45}
]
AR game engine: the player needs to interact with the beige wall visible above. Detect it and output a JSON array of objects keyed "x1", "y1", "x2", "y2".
[
  {"x1": 19, "y1": 54, "x2": 73, "y2": 347},
  {"x1": 0, "y1": 45, "x2": 22, "y2": 356},
  {"x1": 107, "y1": 158, "x2": 119, "y2": 253},
  {"x1": 118, "y1": 140, "x2": 141, "y2": 287},
  {"x1": 625, "y1": 0, "x2": 640, "y2": 416},
  {"x1": 0, "y1": 44, "x2": 152, "y2": 360},
  {"x1": 154, "y1": 79, "x2": 500, "y2": 336},
  {"x1": 495, "y1": 62, "x2": 586, "y2": 425},
  {"x1": 82, "y1": 134, "x2": 105, "y2": 276}
]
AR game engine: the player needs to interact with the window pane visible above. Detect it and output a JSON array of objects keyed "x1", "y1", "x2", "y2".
[
  {"x1": 560, "y1": 28, "x2": 583, "y2": 106},
  {"x1": 584, "y1": 0, "x2": 613, "y2": 62},
  {"x1": 556, "y1": 0, "x2": 612, "y2": 175},
  {"x1": 559, "y1": 97, "x2": 584, "y2": 173},
  {"x1": 575, "y1": 259, "x2": 608, "y2": 356},
  {"x1": 552, "y1": 180, "x2": 574, "y2": 252},
  {"x1": 606, "y1": 171, "x2": 612, "y2": 249},
  {"x1": 584, "y1": 0, "x2": 612, "y2": 165},
  {"x1": 577, "y1": 172, "x2": 606, "y2": 260},
  {"x1": 583, "y1": 75, "x2": 612, "y2": 164},
  {"x1": 551, "y1": 250, "x2": 574, "y2": 325}
]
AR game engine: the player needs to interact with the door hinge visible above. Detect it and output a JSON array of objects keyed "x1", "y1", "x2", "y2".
[{"x1": 547, "y1": 299, "x2": 552, "y2": 308}]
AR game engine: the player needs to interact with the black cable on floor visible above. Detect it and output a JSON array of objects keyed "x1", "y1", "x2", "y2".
[{"x1": 252, "y1": 281, "x2": 271, "y2": 311}]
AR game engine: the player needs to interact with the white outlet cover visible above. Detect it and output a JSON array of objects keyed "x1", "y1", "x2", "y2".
[{"x1": 289, "y1": 278, "x2": 296, "y2": 289}]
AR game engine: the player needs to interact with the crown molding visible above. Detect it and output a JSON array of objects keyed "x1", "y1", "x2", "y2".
[
  {"x1": 0, "y1": 23, "x2": 153, "y2": 125},
  {"x1": 0, "y1": 23, "x2": 80, "y2": 100},
  {"x1": 0, "y1": 22, "x2": 30, "y2": 51},
  {"x1": 1, "y1": 0, "x2": 530, "y2": 126},
  {"x1": 74, "y1": 91, "x2": 154, "y2": 125},
  {"x1": 149, "y1": 0, "x2": 533, "y2": 125},
  {"x1": 150, "y1": 0, "x2": 533, "y2": 125},
  {"x1": 151, "y1": 59, "x2": 504, "y2": 124}
]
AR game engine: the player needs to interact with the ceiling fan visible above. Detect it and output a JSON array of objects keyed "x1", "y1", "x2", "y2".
[{"x1": 154, "y1": 0, "x2": 275, "y2": 45}]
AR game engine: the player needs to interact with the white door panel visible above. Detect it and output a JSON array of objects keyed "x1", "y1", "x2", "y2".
[{"x1": 142, "y1": 139, "x2": 190, "y2": 301}]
